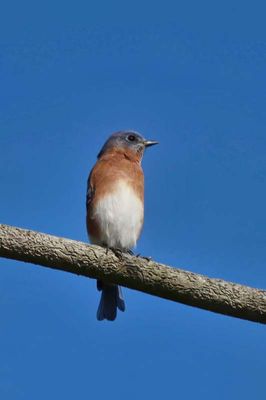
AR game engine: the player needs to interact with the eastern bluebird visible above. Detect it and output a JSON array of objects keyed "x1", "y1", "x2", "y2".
[{"x1": 86, "y1": 131, "x2": 158, "y2": 321}]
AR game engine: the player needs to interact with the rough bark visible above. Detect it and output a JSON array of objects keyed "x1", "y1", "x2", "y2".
[{"x1": 0, "y1": 223, "x2": 265, "y2": 324}]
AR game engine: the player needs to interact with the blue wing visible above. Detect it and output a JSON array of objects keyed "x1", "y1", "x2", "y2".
[{"x1": 86, "y1": 173, "x2": 93, "y2": 211}]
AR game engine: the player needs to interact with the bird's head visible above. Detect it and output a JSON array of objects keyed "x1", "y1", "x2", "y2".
[{"x1": 97, "y1": 131, "x2": 158, "y2": 160}]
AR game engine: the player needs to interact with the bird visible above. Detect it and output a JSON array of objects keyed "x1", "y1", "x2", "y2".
[{"x1": 86, "y1": 131, "x2": 158, "y2": 321}]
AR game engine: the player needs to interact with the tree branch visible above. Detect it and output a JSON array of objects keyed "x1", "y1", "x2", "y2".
[{"x1": 0, "y1": 223, "x2": 265, "y2": 324}]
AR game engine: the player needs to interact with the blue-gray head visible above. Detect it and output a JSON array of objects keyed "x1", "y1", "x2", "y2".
[{"x1": 97, "y1": 130, "x2": 158, "y2": 159}]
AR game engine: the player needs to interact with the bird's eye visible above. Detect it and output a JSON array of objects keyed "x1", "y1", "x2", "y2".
[{"x1": 128, "y1": 135, "x2": 136, "y2": 142}]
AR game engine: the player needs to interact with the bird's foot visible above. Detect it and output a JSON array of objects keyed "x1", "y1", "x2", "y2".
[
  {"x1": 109, "y1": 247, "x2": 127, "y2": 260},
  {"x1": 136, "y1": 254, "x2": 152, "y2": 262},
  {"x1": 105, "y1": 247, "x2": 134, "y2": 259},
  {"x1": 126, "y1": 249, "x2": 134, "y2": 256}
]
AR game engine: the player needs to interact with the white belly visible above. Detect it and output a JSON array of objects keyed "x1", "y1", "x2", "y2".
[{"x1": 93, "y1": 180, "x2": 144, "y2": 249}]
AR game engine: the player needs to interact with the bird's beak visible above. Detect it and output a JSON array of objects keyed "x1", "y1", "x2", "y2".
[{"x1": 144, "y1": 140, "x2": 159, "y2": 148}]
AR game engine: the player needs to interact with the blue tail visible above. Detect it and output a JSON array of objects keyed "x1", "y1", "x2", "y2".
[{"x1": 96, "y1": 281, "x2": 125, "y2": 321}]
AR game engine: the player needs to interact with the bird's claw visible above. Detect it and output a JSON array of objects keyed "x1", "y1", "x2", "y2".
[
  {"x1": 107, "y1": 247, "x2": 151, "y2": 262},
  {"x1": 136, "y1": 254, "x2": 152, "y2": 262},
  {"x1": 109, "y1": 247, "x2": 125, "y2": 260}
]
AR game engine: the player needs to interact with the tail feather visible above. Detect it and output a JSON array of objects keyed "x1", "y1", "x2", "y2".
[
  {"x1": 96, "y1": 281, "x2": 125, "y2": 321},
  {"x1": 117, "y1": 286, "x2": 125, "y2": 312}
]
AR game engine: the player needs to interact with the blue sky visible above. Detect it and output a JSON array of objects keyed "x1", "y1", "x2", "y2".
[{"x1": 1, "y1": 1, "x2": 266, "y2": 399}]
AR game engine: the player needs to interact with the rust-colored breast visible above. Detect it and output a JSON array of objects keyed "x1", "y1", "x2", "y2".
[{"x1": 86, "y1": 147, "x2": 144, "y2": 242}]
